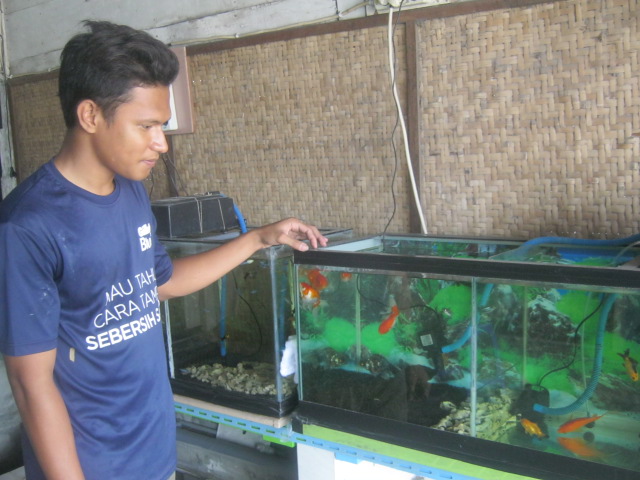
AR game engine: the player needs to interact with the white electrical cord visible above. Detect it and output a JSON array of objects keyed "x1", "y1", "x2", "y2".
[{"x1": 388, "y1": 5, "x2": 428, "y2": 234}]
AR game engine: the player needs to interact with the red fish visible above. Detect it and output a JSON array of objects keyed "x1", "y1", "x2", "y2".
[
  {"x1": 307, "y1": 269, "x2": 329, "y2": 291},
  {"x1": 378, "y1": 305, "x2": 400, "y2": 334},
  {"x1": 618, "y1": 349, "x2": 639, "y2": 381},
  {"x1": 300, "y1": 282, "x2": 320, "y2": 308},
  {"x1": 520, "y1": 418, "x2": 547, "y2": 438},
  {"x1": 340, "y1": 272, "x2": 352, "y2": 282},
  {"x1": 557, "y1": 436, "x2": 603, "y2": 458},
  {"x1": 557, "y1": 414, "x2": 605, "y2": 434}
]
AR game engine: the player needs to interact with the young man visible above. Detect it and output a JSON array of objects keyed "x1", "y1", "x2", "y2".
[{"x1": 0, "y1": 21, "x2": 327, "y2": 480}]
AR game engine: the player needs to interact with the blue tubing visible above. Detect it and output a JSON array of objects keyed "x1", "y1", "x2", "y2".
[
  {"x1": 441, "y1": 283, "x2": 494, "y2": 354},
  {"x1": 233, "y1": 204, "x2": 248, "y2": 234},
  {"x1": 220, "y1": 275, "x2": 228, "y2": 357},
  {"x1": 533, "y1": 293, "x2": 616, "y2": 415},
  {"x1": 516, "y1": 233, "x2": 640, "y2": 259},
  {"x1": 521, "y1": 233, "x2": 640, "y2": 247},
  {"x1": 441, "y1": 325, "x2": 472, "y2": 354}
]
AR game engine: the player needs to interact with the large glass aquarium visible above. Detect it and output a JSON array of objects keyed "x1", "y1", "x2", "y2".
[
  {"x1": 293, "y1": 235, "x2": 640, "y2": 480},
  {"x1": 160, "y1": 229, "x2": 352, "y2": 417}
]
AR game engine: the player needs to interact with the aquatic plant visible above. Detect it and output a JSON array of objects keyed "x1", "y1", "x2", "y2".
[
  {"x1": 574, "y1": 257, "x2": 618, "y2": 267},
  {"x1": 393, "y1": 320, "x2": 421, "y2": 350},
  {"x1": 299, "y1": 309, "x2": 328, "y2": 337},
  {"x1": 361, "y1": 322, "x2": 399, "y2": 356},
  {"x1": 556, "y1": 291, "x2": 603, "y2": 333},
  {"x1": 319, "y1": 317, "x2": 400, "y2": 357},
  {"x1": 323, "y1": 317, "x2": 356, "y2": 352},
  {"x1": 414, "y1": 278, "x2": 441, "y2": 304},
  {"x1": 428, "y1": 284, "x2": 472, "y2": 325}
]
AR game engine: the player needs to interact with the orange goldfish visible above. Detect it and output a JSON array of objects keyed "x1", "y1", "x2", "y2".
[
  {"x1": 340, "y1": 272, "x2": 352, "y2": 282},
  {"x1": 307, "y1": 269, "x2": 329, "y2": 291},
  {"x1": 520, "y1": 418, "x2": 547, "y2": 439},
  {"x1": 618, "y1": 349, "x2": 639, "y2": 381},
  {"x1": 557, "y1": 436, "x2": 603, "y2": 458},
  {"x1": 557, "y1": 414, "x2": 605, "y2": 434},
  {"x1": 300, "y1": 282, "x2": 320, "y2": 308},
  {"x1": 378, "y1": 305, "x2": 400, "y2": 334}
]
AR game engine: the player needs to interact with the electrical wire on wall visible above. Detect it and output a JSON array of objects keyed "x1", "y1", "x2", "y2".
[
  {"x1": 146, "y1": 143, "x2": 187, "y2": 199},
  {"x1": 381, "y1": 1, "x2": 403, "y2": 236},
  {"x1": 386, "y1": 0, "x2": 428, "y2": 234}
]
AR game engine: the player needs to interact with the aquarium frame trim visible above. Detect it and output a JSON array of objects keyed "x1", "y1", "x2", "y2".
[
  {"x1": 174, "y1": 400, "x2": 486, "y2": 480},
  {"x1": 170, "y1": 375, "x2": 298, "y2": 418},
  {"x1": 293, "y1": 237, "x2": 640, "y2": 479},
  {"x1": 293, "y1": 401, "x2": 639, "y2": 480},
  {"x1": 294, "y1": 249, "x2": 640, "y2": 288}
]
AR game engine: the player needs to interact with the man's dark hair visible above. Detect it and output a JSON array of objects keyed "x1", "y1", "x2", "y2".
[{"x1": 58, "y1": 20, "x2": 179, "y2": 128}]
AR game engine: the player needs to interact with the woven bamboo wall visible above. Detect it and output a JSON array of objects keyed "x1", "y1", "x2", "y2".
[
  {"x1": 418, "y1": 0, "x2": 640, "y2": 238},
  {"x1": 8, "y1": 76, "x2": 64, "y2": 179},
  {"x1": 7, "y1": 76, "x2": 174, "y2": 198},
  {"x1": 7, "y1": 0, "x2": 640, "y2": 238},
  {"x1": 171, "y1": 27, "x2": 409, "y2": 234}
]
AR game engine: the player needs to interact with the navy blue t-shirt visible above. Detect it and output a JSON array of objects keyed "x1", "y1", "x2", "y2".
[{"x1": 0, "y1": 159, "x2": 176, "y2": 480}]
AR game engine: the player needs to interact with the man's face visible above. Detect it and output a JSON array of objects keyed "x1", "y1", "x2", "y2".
[{"x1": 92, "y1": 85, "x2": 171, "y2": 181}]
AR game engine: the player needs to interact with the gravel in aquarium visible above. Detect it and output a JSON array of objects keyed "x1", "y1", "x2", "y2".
[
  {"x1": 433, "y1": 388, "x2": 514, "y2": 439},
  {"x1": 184, "y1": 362, "x2": 294, "y2": 397}
]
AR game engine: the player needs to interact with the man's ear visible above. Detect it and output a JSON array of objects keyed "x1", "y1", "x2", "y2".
[{"x1": 76, "y1": 99, "x2": 102, "y2": 133}]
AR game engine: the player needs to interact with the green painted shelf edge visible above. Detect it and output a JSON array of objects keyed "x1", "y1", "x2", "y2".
[{"x1": 302, "y1": 424, "x2": 540, "y2": 480}]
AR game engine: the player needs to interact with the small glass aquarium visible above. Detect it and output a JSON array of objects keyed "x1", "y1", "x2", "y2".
[
  {"x1": 160, "y1": 228, "x2": 352, "y2": 417},
  {"x1": 293, "y1": 234, "x2": 640, "y2": 480}
]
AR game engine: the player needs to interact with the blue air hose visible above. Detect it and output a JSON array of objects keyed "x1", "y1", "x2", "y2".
[
  {"x1": 533, "y1": 293, "x2": 616, "y2": 415},
  {"x1": 220, "y1": 276, "x2": 228, "y2": 358},
  {"x1": 440, "y1": 233, "x2": 638, "y2": 355},
  {"x1": 516, "y1": 234, "x2": 633, "y2": 414},
  {"x1": 233, "y1": 204, "x2": 248, "y2": 234},
  {"x1": 441, "y1": 283, "x2": 494, "y2": 354},
  {"x1": 440, "y1": 235, "x2": 634, "y2": 413},
  {"x1": 516, "y1": 233, "x2": 640, "y2": 258}
]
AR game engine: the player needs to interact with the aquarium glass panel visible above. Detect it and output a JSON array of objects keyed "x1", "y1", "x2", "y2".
[
  {"x1": 324, "y1": 234, "x2": 521, "y2": 258},
  {"x1": 297, "y1": 265, "x2": 476, "y2": 430},
  {"x1": 294, "y1": 234, "x2": 640, "y2": 478},
  {"x1": 491, "y1": 241, "x2": 640, "y2": 266},
  {"x1": 161, "y1": 228, "x2": 353, "y2": 417},
  {"x1": 477, "y1": 279, "x2": 640, "y2": 473},
  {"x1": 161, "y1": 240, "x2": 297, "y2": 416}
]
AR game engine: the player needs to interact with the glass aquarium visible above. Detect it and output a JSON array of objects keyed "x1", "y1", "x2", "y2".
[
  {"x1": 293, "y1": 234, "x2": 640, "y2": 480},
  {"x1": 160, "y1": 228, "x2": 352, "y2": 417}
]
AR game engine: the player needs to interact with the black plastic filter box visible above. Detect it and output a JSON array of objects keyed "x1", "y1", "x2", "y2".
[
  {"x1": 152, "y1": 194, "x2": 239, "y2": 238},
  {"x1": 199, "y1": 195, "x2": 238, "y2": 233},
  {"x1": 152, "y1": 197, "x2": 201, "y2": 238}
]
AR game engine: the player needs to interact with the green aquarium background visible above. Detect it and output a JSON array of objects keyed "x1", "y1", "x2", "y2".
[{"x1": 294, "y1": 235, "x2": 640, "y2": 478}]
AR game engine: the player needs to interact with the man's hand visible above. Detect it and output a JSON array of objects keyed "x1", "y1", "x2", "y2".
[
  {"x1": 159, "y1": 217, "x2": 328, "y2": 300},
  {"x1": 254, "y1": 217, "x2": 329, "y2": 251}
]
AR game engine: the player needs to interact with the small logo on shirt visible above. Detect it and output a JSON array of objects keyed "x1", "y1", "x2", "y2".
[{"x1": 138, "y1": 223, "x2": 152, "y2": 251}]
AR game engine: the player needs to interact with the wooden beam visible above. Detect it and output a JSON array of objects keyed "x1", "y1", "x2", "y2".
[
  {"x1": 186, "y1": 0, "x2": 563, "y2": 55},
  {"x1": 405, "y1": 19, "x2": 423, "y2": 234}
]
